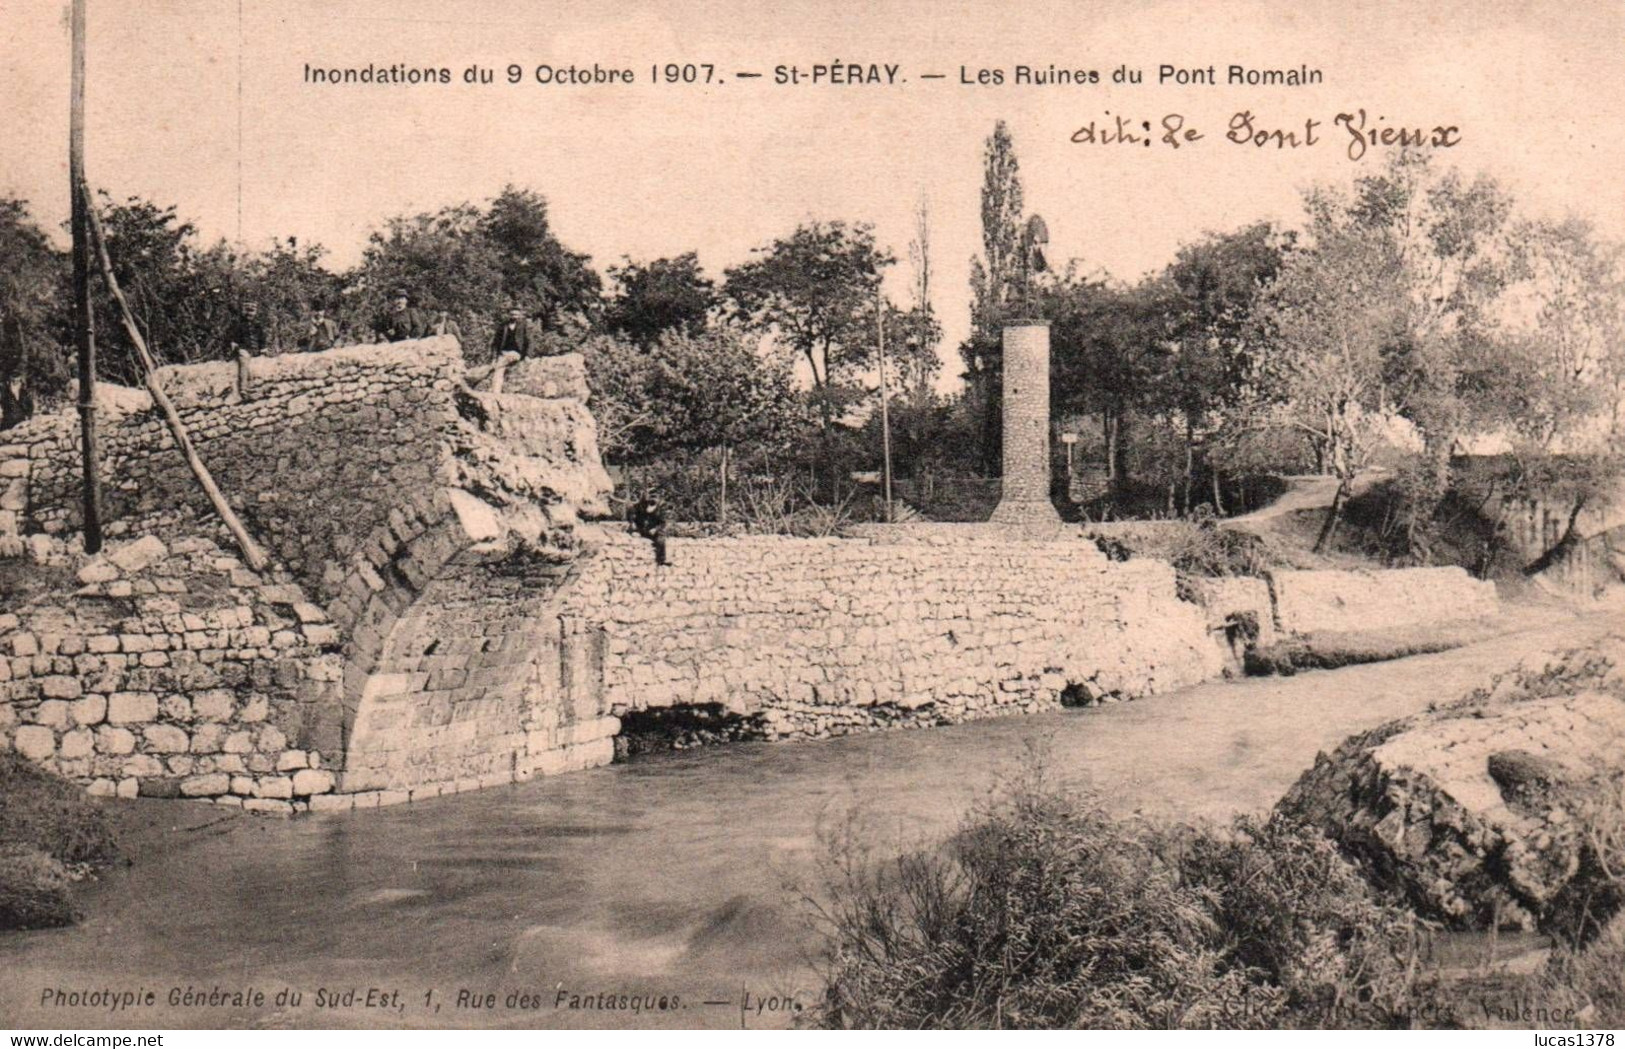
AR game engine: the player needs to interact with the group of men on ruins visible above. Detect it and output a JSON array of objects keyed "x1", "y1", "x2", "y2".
[{"x1": 224, "y1": 291, "x2": 552, "y2": 361}]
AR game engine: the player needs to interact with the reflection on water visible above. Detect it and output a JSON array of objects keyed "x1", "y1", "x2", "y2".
[{"x1": 0, "y1": 621, "x2": 1601, "y2": 1029}]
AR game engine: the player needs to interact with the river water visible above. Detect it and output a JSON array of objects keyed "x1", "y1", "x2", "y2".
[{"x1": 0, "y1": 614, "x2": 1612, "y2": 1029}]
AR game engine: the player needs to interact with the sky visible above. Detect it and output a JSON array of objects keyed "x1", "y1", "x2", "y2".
[{"x1": 4, "y1": 0, "x2": 1623, "y2": 389}]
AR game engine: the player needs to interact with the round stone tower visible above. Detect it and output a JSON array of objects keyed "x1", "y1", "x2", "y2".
[{"x1": 988, "y1": 320, "x2": 1060, "y2": 524}]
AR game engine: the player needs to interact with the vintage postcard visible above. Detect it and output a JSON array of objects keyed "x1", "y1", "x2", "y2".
[{"x1": 2, "y1": 0, "x2": 1623, "y2": 1037}]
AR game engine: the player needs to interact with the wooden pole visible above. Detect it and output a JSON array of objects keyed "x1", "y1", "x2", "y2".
[
  {"x1": 876, "y1": 286, "x2": 894, "y2": 522},
  {"x1": 70, "y1": 0, "x2": 104, "y2": 553},
  {"x1": 81, "y1": 181, "x2": 269, "y2": 572}
]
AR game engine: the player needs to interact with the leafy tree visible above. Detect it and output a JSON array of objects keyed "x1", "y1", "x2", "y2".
[
  {"x1": 237, "y1": 237, "x2": 344, "y2": 353},
  {"x1": 480, "y1": 185, "x2": 601, "y2": 329},
  {"x1": 1496, "y1": 218, "x2": 1625, "y2": 449},
  {"x1": 86, "y1": 193, "x2": 215, "y2": 378},
  {"x1": 886, "y1": 303, "x2": 943, "y2": 402},
  {"x1": 353, "y1": 187, "x2": 601, "y2": 359},
  {"x1": 1161, "y1": 223, "x2": 1291, "y2": 512},
  {"x1": 583, "y1": 325, "x2": 809, "y2": 519},
  {"x1": 1475, "y1": 218, "x2": 1625, "y2": 570},
  {"x1": 723, "y1": 220, "x2": 893, "y2": 478},
  {"x1": 1253, "y1": 224, "x2": 1408, "y2": 549},
  {"x1": 79, "y1": 195, "x2": 341, "y2": 378},
  {"x1": 604, "y1": 252, "x2": 716, "y2": 345},
  {"x1": 0, "y1": 198, "x2": 68, "y2": 427},
  {"x1": 1320, "y1": 154, "x2": 1519, "y2": 551},
  {"x1": 1049, "y1": 272, "x2": 1177, "y2": 499},
  {"x1": 350, "y1": 202, "x2": 504, "y2": 355}
]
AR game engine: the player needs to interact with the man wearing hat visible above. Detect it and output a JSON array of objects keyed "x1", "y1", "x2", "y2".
[
  {"x1": 302, "y1": 305, "x2": 340, "y2": 352},
  {"x1": 376, "y1": 291, "x2": 428, "y2": 342},
  {"x1": 490, "y1": 304, "x2": 533, "y2": 358}
]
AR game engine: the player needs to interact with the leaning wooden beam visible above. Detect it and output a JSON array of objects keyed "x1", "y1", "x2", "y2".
[
  {"x1": 68, "y1": 0, "x2": 104, "y2": 553},
  {"x1": 80, "y1": 180, "x2": 270, "y2": 572}
]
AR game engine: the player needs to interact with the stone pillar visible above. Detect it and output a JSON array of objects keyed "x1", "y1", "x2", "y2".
[{"x1": 989, "y1": 320, "x2": 1060, "y2": 524}]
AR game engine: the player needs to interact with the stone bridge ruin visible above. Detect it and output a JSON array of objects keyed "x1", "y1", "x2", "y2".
[{"x1": 0, "y1": 339, "x2": 1498, "y2": 812}]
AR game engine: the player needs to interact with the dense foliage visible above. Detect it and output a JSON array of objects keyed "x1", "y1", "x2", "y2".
[
  {"x1": 803, "y1": 773, "x2": 1452, "y2": 1029},
  {"x1": 4, "y1": 127, "x2": 1621, "y2": 558}
]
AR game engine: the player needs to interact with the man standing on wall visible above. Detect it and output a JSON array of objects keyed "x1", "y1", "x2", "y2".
[
  {"x1": 0, "y1": 304, "x2": 35, "y2": 431},
  {"x1": 490, "y1": 304, "x2": 531, "y2": 358}
]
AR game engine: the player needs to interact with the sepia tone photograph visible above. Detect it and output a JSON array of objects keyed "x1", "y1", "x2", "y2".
[{"x1": 1, "y1": 0, "x2": 1624, "y2": 1035}]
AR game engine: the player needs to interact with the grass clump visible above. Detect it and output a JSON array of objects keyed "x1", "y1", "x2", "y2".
[
  {"x1": 802, "y1": 771, "x2": 1450, "y2": 1029},
  {"x1": 0, "y1": 750, "x2": 119, "y2": 930},
  {"x1": 1089, "y1": 516, "x2": 1274, "y2": 579},
  {"x1": 1535, "y1": 923, "x2": 1625, "y2": 1028}
]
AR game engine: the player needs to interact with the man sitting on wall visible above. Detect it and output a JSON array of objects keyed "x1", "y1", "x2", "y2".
[
  {"x1": 430, "y1": 308, "x2": 463, "y2": 344},
  {"x1": 375, "y1": 291, "x2": 429, "y2": 342},
  {"x1": 302, "y1": 305, "x2": 340, "y2": 352},
  {"x1": 229, "y1": 300, "x2": 268, "y2": 402},
  {"x1": 490, "y1": 304, "x2": 532, "y2": 358},
  {"x1": 628, "y1": 494, "x2": 668, "y2": 567}
]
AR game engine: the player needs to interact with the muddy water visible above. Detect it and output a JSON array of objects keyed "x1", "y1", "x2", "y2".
[{"x1": 0, "y1": 615, "x2": 1612, "y2": 1030}]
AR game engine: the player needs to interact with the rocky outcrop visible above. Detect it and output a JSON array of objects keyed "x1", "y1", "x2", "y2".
[{"x1": 1278, "y1": 635, "x2": 1625, "y2": 936}]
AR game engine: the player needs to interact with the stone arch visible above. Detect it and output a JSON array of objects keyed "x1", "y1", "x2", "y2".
[{"x1": 325, "y1": 490, "x2": 617, "y2": 797}]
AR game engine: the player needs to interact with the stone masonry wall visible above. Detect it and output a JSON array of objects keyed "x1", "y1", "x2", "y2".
[
  {"x1": 1, "y1": 533, "x2": 343, "y2": 813},
  {"x1": 0, "y1": 337, "x2": 1511, "y2": 811},
  {"x1": 561, "y1": 525, "x2": 1228, "y2": 738},
  {"x1": 7, "y1": 341, "x2": 461, "y2": 607}
]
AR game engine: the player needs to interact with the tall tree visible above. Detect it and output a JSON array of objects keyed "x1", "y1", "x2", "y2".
[
  {"x1": 1049, "y1": 272, "x2": 1177, "y2": 498},
  {"x1": 1161, "y1": 223, "x2": 1291, "y2": 511},
  {"x1": 962, "y1": 120, "x2": 1027, "y2": 473},
  {"x1": 901, "y1": 194, "x2": 942, "y2": 398},
  {"x1": 479, "y1": 185, "x2": 602, "y2": 330},
  {"x1": 1253, "y1": 224, "x2": 1408, "y2": 549},
  {"x1": 723, "y1": 220, "x2": 893, "y2": 480},
  {"x1": 1292, "y1": 152, "x2": 1519, "y2": 552}
]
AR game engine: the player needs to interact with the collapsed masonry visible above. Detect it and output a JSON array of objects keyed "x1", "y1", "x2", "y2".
[{"x1": 0, "y1": 339, "x2": 1503, "y2": 810}]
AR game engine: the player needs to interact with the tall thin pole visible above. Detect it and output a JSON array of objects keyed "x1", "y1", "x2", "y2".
[
  {"x1": 876, "y1": 287, "x2": 894, "y2": 523},
  {"x1": 70, "y1": 0, "x2": 104, "y2": 554}
]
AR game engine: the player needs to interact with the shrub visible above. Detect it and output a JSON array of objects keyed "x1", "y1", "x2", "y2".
[
  {"x1": 0, "y1": 750, "x2": 119, "y2": 931},
  {"x1": 801, "y1": 771, "x2": 1451, "y2": 1029},
  {"x1": 0, "y1": 750, "x2": 118, "y2": 868},
  {"x1": 0, "y1": 844, "x2": 77, "y2": 929}
]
